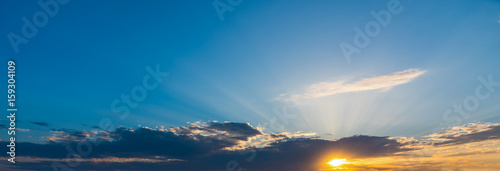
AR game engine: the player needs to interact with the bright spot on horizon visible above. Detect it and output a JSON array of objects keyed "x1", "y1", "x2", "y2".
[{"x1": 328, "y1": 158, "x2": 348, "y2": 167}]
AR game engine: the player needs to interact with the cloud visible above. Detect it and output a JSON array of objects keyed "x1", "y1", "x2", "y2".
[
  {"x1": 445, "y1": 149, "x2": 498, "y2": 157},
  {"x1": 0, "y1": 124, "x2": 28, "y2": 132},
  {"x1": 426, "y1": 123, "x2": 500, "y2": 146},
  {"x1": 30, "y1": 121, "x2": 50, "y2": 127},
  {"x1": 277, "y1": 68, "x2": 427, "y2": 101},
  {"x1": 1, "y1": 121, "x2": 500, "y2": 171},
  {"x1": 207, "y1": 122, "x2": 262, "y2": 138},
  {"x1": 0, "y1": 136, "x2": 409, "y2": 171},
  {"x1": 8, "y1": 122, "x2": 267, "y2": 160},
  {"x1": 0, "y1": 156, "x2": 185, "y2": 163},
  {"x1": 0, "y1": 122, "x2": 410, "y2": 171},
  {"x1": 0, "y1": 124, "x2": 8, "y2": 129},
  {"x1": 42, "y1": 129, "x2": 100, "y2": 142},
  {"x1": 17, "y1": 128, "x2": 30, "y2": 132}
]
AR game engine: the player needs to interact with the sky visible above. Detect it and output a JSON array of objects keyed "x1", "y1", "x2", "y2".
[{"x1": 1, "y1": 0, "x2": 500, "y2": 170}]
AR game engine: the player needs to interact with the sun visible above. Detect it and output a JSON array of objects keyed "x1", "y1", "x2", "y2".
[{"x1": 328, "y1": 159, "x2": 348, "y2": 167}]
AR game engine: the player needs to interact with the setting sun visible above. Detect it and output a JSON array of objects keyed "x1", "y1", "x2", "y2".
[{"x1": 328, "y1": 159, "x2": 348, "y2": 167}]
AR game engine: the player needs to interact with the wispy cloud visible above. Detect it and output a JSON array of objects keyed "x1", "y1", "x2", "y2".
[
  {"x1": 30, "y1": 121, "x2": 50, "y2": 127},
  {"x1": 277, "y1": 68, "x2": 427, "y2": 101}
]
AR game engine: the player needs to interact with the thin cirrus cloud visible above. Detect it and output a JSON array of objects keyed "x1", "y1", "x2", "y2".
[{"x1": 277, "y1": 68, "x2": 427, "y2": 101}]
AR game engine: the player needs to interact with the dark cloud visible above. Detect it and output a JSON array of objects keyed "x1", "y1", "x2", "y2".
[
  {"x1": 0, "y1": 124, "x2": 8, "y2": 129},
  {"x1": 81, "y1": 123, "x2": 101, "y2": 129},
  {"x1": 0, "y1": 122, "x2": 414, "y2": 171},
  {"x1": 4, "y1": 122, "x2": 498, "y2": 171},
  {"x1": 29, "y1": 121, "x2": 50, "y2": 127},
  {"x1": 434, "y1": 125, "x2": 500, "y2": 146},
  {"x1": 270, "y1": 133, "x2": 287, "y2": 138},
  {"x1": 207, "y1": 122, "x2": 262, "y2": 138},
  {"x1": 1, "y1": 122, "x2": 264, "y2": 159},
  {"x1": 96, "y1": 127, "x2": 242, "y2": 159},
  {"x1": 46, "y1": 128, "x2": 89, "y2": 142}
]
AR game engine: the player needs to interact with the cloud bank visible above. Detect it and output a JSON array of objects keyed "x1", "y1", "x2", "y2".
[{"x1": 1, "y1": 121, "x2": 500, "y2": 171}]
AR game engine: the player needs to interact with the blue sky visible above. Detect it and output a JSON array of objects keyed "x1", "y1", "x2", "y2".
[{"x1": 1, "y1": 0, "x2": 500, "y2": 143}]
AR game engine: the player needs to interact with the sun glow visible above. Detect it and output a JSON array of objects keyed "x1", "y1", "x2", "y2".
[{"x1": 328, "y1": 159, "x2": 348, "y2": 167}]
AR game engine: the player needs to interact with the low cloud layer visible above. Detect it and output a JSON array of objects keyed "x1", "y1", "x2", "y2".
[
  {"x1": 426, "y1": 123, "x2": 500, "y2": 146},
  {"x1": 1, "y1": 121, "x2": 499, "y2": 171}
]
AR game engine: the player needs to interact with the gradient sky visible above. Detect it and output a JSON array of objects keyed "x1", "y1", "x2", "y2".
[{"x1": 1, "y1": 0, "x2": 500, "y2": 170}]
